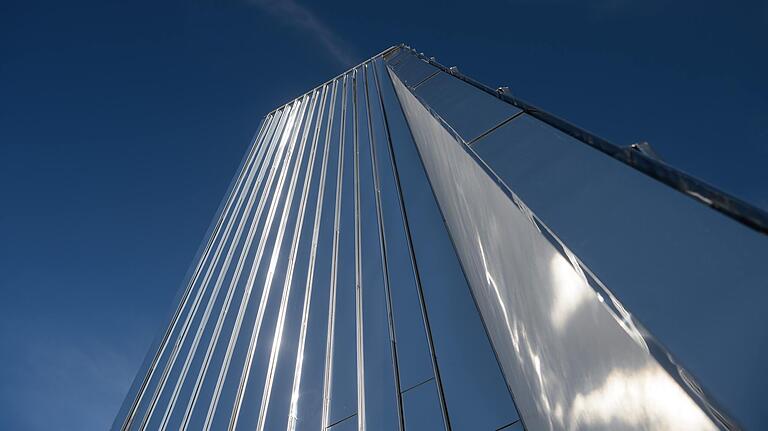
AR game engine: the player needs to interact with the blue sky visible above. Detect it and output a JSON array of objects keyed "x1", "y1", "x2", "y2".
[{"x1": 1, "y1": 0, "x2": 766, "y2": 429}]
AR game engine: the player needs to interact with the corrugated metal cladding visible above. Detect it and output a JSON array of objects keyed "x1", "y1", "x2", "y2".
[{"x1": 114, "y1": 45, "x2": 767, "y2": 430}]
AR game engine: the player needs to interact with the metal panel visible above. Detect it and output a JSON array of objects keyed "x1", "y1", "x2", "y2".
[
  {"x1": 116, "y1": 44, "x2": 765, "y2": 431},
  {"x1": 260, "y1": 84, "x2": 330, "y2": 431},
  {"x1": 380, "y1": 62, "x2": 521, "y2": 431},
  {"x1": 357, "y1": 63, "x2": 401, "y2": 431},
  {"x1": 413, "y1": 72, "x2": 521, "y2": 142},
  {"x1": 128, "y1": 103, "x2": 296, "y2": 431},
  {"x1": 292, "y1": 79, "x2": 343, "y2": 431},
  {"x1": 201, "y1": 105, "x2": 299, "y2": 430},
  {"x1": 401, "y1": 380, "x2": 444, "y2": 431},
  {"x1": 390, "y1": 54, "x2": 438, "y2": 88},
  {"x1": 389, "y1": 68, "x2": 721, "y2": 431},
  {"x1": 470, "y1": 113, "x2": 768, "y2": 430},
  {"x1": 232, "y1": 93, "x2": 314, "y2": 430},
  {"x1": 366, "y1": 62, "x2": 437, "y2": 396},
  {"x1": 324, "y1": 72, "x2": 359, "y2": 426}
]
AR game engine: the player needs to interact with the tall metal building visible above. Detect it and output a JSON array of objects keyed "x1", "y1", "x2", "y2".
[{"x1": 114, "y1": 45, "x2": 768, "y2": 430}]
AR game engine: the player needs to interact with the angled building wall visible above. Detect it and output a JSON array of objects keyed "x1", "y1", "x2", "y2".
[{"x1": 114, "y1": 45, "x2": 767, "y2": 430}]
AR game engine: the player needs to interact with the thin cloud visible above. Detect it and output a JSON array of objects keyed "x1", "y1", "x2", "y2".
[{"x1": 249, "y1": 0, "x2": 356, "y2": 67}]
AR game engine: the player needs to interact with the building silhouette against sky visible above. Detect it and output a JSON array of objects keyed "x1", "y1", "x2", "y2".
[{"x1": 113, "y1": 45, "x2": 768, "y2": 430}]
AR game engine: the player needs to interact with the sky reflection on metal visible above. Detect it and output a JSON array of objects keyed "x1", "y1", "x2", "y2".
[
  {"x1": 112, "y1": 45, "x2": 767, "y2": 431},
  {"x1": 390, "y1": 65, "x2": 724, "y2": 430}
]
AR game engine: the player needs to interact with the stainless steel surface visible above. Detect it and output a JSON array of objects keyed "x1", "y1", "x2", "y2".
[
  {"x1": 117, "y1": 53, "x2": 524, "y2": 430},
  {"x1": 390, "y1": 68, "x2": 720, "y2": 431},
  {"x1": 379, "y1": 58, "x2": 521, "y2": 431},
  {"x1": 411, "y1": 71, "x2": 521, "y2": 142},
  {"x1": 471, "y1": 113, "x2": 768, "y2": 430},
  {"x1": 116, "y1": 44, "x2": 764, "y2": 431},
  {"x1": 394, "y1": 44, "x2": 768, "y2": 235}
]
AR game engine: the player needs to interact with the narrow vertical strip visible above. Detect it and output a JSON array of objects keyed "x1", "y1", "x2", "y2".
[
  {"x1": 363, "y1": 62, "x2": 405, "y2": 431},
  {"x1": 373, "y1": 60, "x2": 452, "y2": 431},
  {"x1": 352, "y1": 67, "x2": 367, "y2": 431},
  {"x1": 287, "y1": 79, "x2": 339, "y2": 431},
  {"x1": 321, "y1": 72, "x2": 349, "y2": 429}
]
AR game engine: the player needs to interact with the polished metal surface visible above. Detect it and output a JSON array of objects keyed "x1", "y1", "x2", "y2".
[
  {"x1": 389, "y1": 69, "x2": 722, "y2": 431},
  {"x1": 470, "y1": 114, "x2": 768, "y2": 430},
  {"x1": 387, "y1": 45, "x2": 768, "y2": 429},
  {"x1": 115, "y1": 44, "x2": 765, "y2": 431},
  {"x1": 114, "y1": 48, "x2": 521, "y2": 431}
]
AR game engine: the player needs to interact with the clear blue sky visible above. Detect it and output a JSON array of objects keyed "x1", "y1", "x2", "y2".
[{"x1": 1, "y1": 0, "x2": 766, "y2": 429}]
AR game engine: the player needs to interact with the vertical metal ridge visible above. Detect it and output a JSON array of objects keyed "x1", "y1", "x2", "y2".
[
  {"x1": 287, "y1": 79, "x2": 339, "y2": 431},
  {"x1": 176, "y1": 132, "x2": 283, "y2": 429},
  {"x1": 387, "y1": 64, "x2": 532, "y2": 431},
  {"x1": 135, "y1": 104, "x2": 293, "y2": 431},
  {"x1": 161, "y1": 98, "x2": 315, "y2": 430},
  {"x1": 200, "y1": 100, "x2": 304, "y2": 430},
  {"x1": 352, "y1": 68, "x2": 367, "y2": 431},
  {"x1": 255, "y1": 86, "x2": 324, "y2": 431},
  {"x1": 227, "y1": 93, "x2": 312, "y2": 430},
  {"x1": 182, "y1": 90, "x2": 322, "y2": 431},
  {"x1": 152, "y1": 97, "x2": 311, "y2": 431},
  {"x1": 363, "y1": 63, "x2": 406, "y2": 431},
  {"x1": 373, "y1": 60, "x2": 452, "y2": 431},
  {"x1": 322, "y1": 72, "x2": 350, "y2": 429},
  {"x1": 119, "y1": 113, "x2": 274, "y2": 431}
]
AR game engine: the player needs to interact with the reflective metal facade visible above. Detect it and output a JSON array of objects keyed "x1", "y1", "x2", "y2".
[{"x1": 115, "y1": 45, "x2": 768, "y2": 430}]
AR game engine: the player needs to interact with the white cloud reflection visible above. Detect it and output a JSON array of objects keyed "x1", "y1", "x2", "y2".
[
  {"x1": 549, "y1": 253, "x2": 590, "y2": 331},
  {"x1": 390, "y1": 69, "x2": 721, "y2": 431},
  {"x1": 569, "y1": 365, "x2": 717, "y2": 430}
]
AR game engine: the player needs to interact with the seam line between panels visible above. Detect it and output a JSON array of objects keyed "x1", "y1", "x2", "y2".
[
  {"x1": 400, "y1": 377, "x2": 435, "y2": 395},
  {"x1": 327, "y1": 412, "x2": 358, "y2": 429},
  {"x1": 410, "y1": 70, "x2": 440, "y2": 91},
  {"x1": 466, "y1": 110, "x2": 526, "y2": 147},
  {"x1": 495, "y1": 419, "x2": 522, "y2": 431}
]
